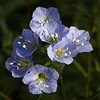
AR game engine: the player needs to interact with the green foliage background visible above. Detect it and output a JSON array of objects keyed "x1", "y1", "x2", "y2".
[{"x1": 0, "y1": 0, "x2": 100, "y2": 100}]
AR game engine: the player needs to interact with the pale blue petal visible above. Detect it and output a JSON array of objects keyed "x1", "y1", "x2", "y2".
[
  {"x1": 55, "y1": 57, "x2": 73, "y2": 65},
  {"x1": 66, "y1": 26, "x2": 79, "y2": 40},
  {"x1": 11, "y1": 68, "x2": 26, "y2": 78},
  {"x1": 42, "y1": 80, "x2": 57, "y2": 93},
  {"x1": 22, "y1": 69, "x2": 38, "y2": 84},
  {"x1": 32, "y1": 7, "x2": 47, "y2": 20},
  {"x1": 45, "y1": 67, "x2": 59, "y2": 80},
  {"x1": 47, "y1": 7, "x2": 60, "y2": 22},
  {"x1": 29, "y1": 81, "x2": 42, "y2": 94},
  {"x1": 47, "y1": 45, "x2": 54, "y2": 61},
  {"x1": 22, "y1": 29, "x2": 39, "y2": 44},
  {"x1": 78, "y1": 43, "x2": 93, "y2": 53}
]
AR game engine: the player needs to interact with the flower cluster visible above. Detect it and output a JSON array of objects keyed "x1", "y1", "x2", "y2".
[{"x1": 5, "y1": 7, "x2": 93, "y2": 95}]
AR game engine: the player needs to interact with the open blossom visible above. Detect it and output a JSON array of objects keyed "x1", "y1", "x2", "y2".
[
  {"x1": 5, "y1": 53, "x2": 33, "y2": 78},
  {"x1": 38, "y1": 22, "x2": 69, "y2": 43},
  {"x1": 30, "y1": 7, "x2": 61, "y2": 34},
  {"x1": 14, "y1": 29, "x2": 39, "y2": 57},
  {"x1": 66, "y1": 26, "x2": 93, "y2": 53},
  {"x1": 47, "y1": 37, "x2": 78, "y2": 65},
  {"x1": 5, "y1": 6, "x2": 94, "y2": 95},
  {"x1": 22, "y1": 64, "x2": 59, "y2": 94}
]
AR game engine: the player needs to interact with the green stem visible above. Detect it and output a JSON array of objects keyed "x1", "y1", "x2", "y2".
[
  {"x1": 0, "y1": 20, "x2": 9, "y2": 33},
  {"x1": 86, "y1": 91, "x2": 100, "y2": 100},
  {"x1": 73, "y1": 60, "x2": 87, "y2": 78},
  {"x1": 0, "y1": 91, "x2": 11, "y2": 100},
  {"x1": 59, "y1": 66, "x2": 66, "y2": 100},
  {"x1": 37, "y1": 94, "x2": 43, "y2": 100},
  {"x1": 44, "y1": 61, "x2": 51, "y2": 67},
  {"x1": 85, "y1": 53, "x2": 92, "y2": 97}
]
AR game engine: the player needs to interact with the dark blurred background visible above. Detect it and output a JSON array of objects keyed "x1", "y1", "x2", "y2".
[{"x1": 0, "y1": 0, "x2": 100, "y2": 100}]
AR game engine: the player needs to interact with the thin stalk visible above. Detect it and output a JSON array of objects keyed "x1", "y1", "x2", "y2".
[
  {"x1": 59, "y1": 67, "x2": 66, "y2": 100},
  {"x1": 85, "y1": 53, "x2": 92, "y2": 97},
  {"x1": 86, "y1": 91, "x2": 100, "y2": 100},
  {"x1": 73, "y1": 60, "x2": 88, "y2": 78},
  {"x1": 0, "y1": 91, "x2": 11, "y2": 100},
  {"x1": 37, "y1": 94, "x2": 43, "y2": 100},
  {"x1": 0, "y1": 20, "x2": 9, "y2": 33}
]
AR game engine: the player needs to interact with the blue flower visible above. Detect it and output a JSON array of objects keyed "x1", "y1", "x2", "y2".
[
  {"x1": 22, "y1": 64, "x2": 59, "y2": 94},
  {"x1": 66, "y1": 26, "x2": 93, "y2": 53},
  {"x1": 38, "y1": 22, "x2": 69, "y2": 43},
  {"x1": 5, "y1": 53, "x2": 33, "y2": 78},
  {"x1": 13, "y1": 29, "x2": 39, "y2": 57},
  {"x1": 30, "y1": 7, "x2": 61, "y2": 34},
  {"x1": 47, "y1": 37, "x2": 78, "y2": 65}
]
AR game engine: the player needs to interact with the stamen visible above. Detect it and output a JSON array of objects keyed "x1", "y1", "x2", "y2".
[
  {"x1": 44, "y1": 84, "x2": 49, "y2": 88},
  {"x1": 76, "y1": 39, "x2": 80, "y2": 43},
  {"x1": 18, "y1": 63, "x2": 21, "y2": 66},
  {"x1": 55, "y1": 48, "x2": 65, "y2": 57},
  {"x1": 66, "y1": 47, "x2": 69, "y2": 50},
  {"x1": 50, "y1": 33, "x2": 58, "y2": 42},
  {"x1": 38, "y1": 73, "x2": 47, "y2": 83},
  {"x1": 81, "y1": 43, "x2": 84, "y2": 46},
  {"x1": 23, "y1": 44, "x2": 26, "y2": 48},
  {"x1": 16, "y1": 59, "x2": 30, "y2": 70},
  {"x1": 73, "y1": 38, "x2": 76, "y2": 42},
  {"x1": 78, "y1": 32, "x2": 81, "y2": 35},
  {"x1": 69, "y1": 51, "x2": 71, "y2": 55},
  {"x1": 18, "y1": 42, "x2": 21, "y2": 44},
  {"x1": 43, "y1": 30, "x2": 49, "y2": 36},
  {"x1": 35, "y1": 85, "x2": 38, "y2": 87},
  {"x1": 40, "y1": 17, "x2": 49, "y2": 26},
  {"x1": 51, "y1": 34, "x2": 55, "y2": 37},
  {"x1": 17, "y1": 66, "x2": 20, "y2": 70},
  {"x1": 64, "y1": 53, "x2": 68, "y2": 56},
  {"x1": 55, "y1": 33, "x2": 58, "y2": 38},
  {"x1": 84, "y1": 37, "x2": 87, "y2": 40},
  {"x1": 41, "y1": 22, "x2": 44, "y2": 26},
  {"x1": 19, "y1": 36, "x2": 22, "y2": 39},
  {"x1": 21, "y1": 59, "x2": 30, "y2": 69},
  {"x1": 10, "y1": 62, "x2": 13, "y2": 65}
]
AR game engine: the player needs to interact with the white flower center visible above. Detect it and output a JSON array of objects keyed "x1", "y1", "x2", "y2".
[
  {"x1": 49, "y1": 33, "x2": 58, "y2": 42},
  {"x1": 55, "y1": 48, "x2": 65, "y2": 57},
  {"x1": 40, "y1": 17, "x2": 50, "y2": 26},
  {"x1": 38, "y1": 73, "x2": 47, "y2": 83},
  {"x1": 73, "y1": 36, "x2": 87, "y2": 46},
  {"x1": 55, "y1": 48, "x2": 71, "y2": 57}
]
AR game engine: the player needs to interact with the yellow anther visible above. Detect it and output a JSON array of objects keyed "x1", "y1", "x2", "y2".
[
  {"x1": 38, "y1": 73, "x2": 47, "y2": 83},
  {"x1": 55, "y1": 48, "x2": 65, "y2": 57}
]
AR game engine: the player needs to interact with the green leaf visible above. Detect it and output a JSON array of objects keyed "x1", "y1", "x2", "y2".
[
  {"x1": 72, "y1": 4, "x2": 91, "y2": 17},
  {"x1": 2, "y1": 32, "x2": 13, "y2": 48},
  {"x1": 95, "y1": 60, "x2": 100, "y2": 73}
]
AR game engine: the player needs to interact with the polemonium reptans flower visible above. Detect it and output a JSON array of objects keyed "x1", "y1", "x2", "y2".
[
  {"x1": 30, "y1": 7, "x2": 61, "y2": 34},
  {"x1": 66, "y1": 26, "x2": 93, "y2": 53},
  {"x1": 14, "y1": 29, "x2": 39, "y2": 57},
  {"x1": 22, "y1": 64, "x2": 59, "y2": 94},
  {"x1": 47, "y1": 37, "x2": 78, "y2": 65},
  {"x1": 38, "y1": 22, "x2": 69, "y2": 43},
  {"x1": 5, "y1": 53, "x2": 33, "y2": 78}
]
